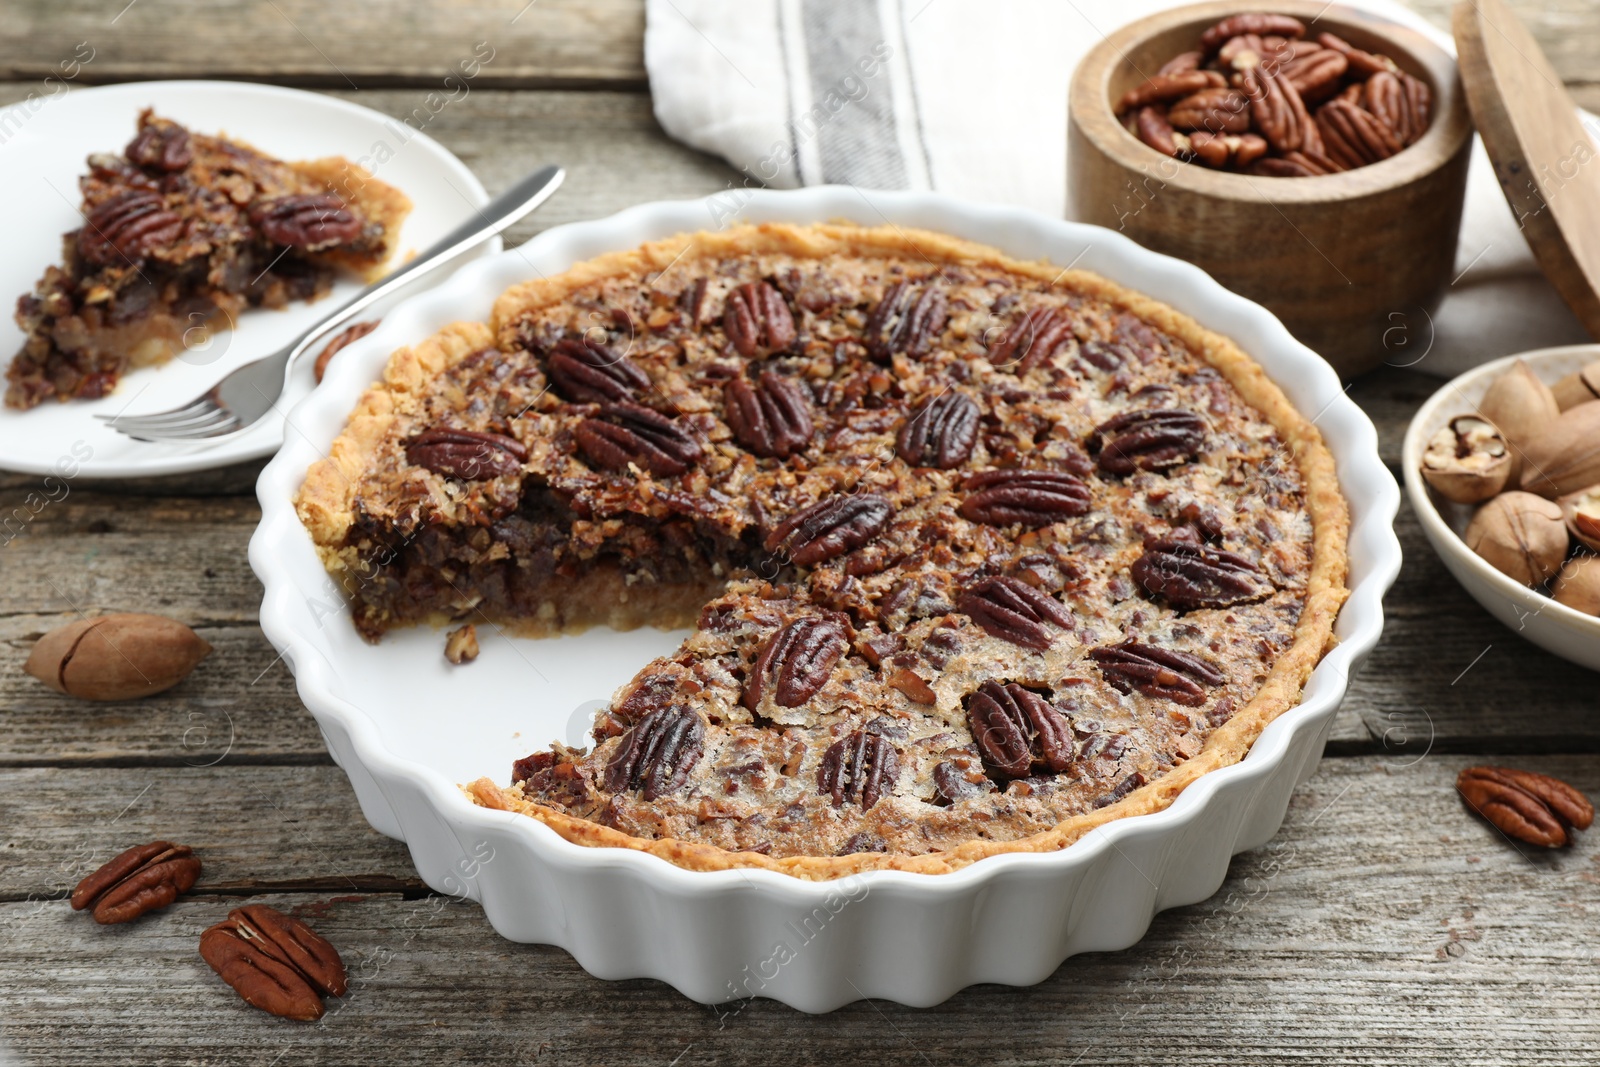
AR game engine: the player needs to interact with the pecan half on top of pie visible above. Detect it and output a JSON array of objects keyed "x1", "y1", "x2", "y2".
[
  {"x1": 5, "y1": 110, "x2": 411, "y2": 409},
  {"x1": 295, "y1": 222, "x2": 1349, "y2": 878}
]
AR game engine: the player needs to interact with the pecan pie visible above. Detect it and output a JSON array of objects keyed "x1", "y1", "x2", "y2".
[
  {"x1": 296, "y1": 223, "x2": 1349, "y2": 878},
  {"x1": 5, "y1": 110, "x2": 410, "y2": 409}
]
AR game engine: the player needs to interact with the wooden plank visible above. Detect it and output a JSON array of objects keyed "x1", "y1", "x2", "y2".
[
  {"x1": 1402, "y1": 0, "x2": 1600, "y2": 90},
  {"x1": 1, "y1": 0, "x2": 1596, "y2": 93},
  {"x1": 0, "y1": 765, "x2": 416, "y2": 898},
  {"x1": 4, "y1": 755, "x2": 1599, "y2": 1063},
  {"x1": 0, "y1": 0, "x2": 646, "y2": 89}
]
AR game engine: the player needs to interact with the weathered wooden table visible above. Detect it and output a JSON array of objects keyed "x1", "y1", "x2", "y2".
[{"x1": 4, "y1": 3, "x2": 1599, "y2": 1063}]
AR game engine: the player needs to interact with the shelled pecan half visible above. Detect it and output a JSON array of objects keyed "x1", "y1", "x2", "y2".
[
  {"x1": 865, "y1": 280, "x2": 948, "y2": 362},
  {"x1": 817, "y1": 730, "x2": 900, "y2": 808},
  {"x1": 966, "y1": 681, "x2": 1073, "y2": 779},
  {"x1": 199, "y1": 905, "x2": 346, "y2": 1021},
  {"x1": 897, "y1": 391, "x2": 980, "y2": 468},
  {"x1": 606, "y1": 706, "x2": 706, "y2": 800},
  {"x1": 574, "y1": 402, "x2": 702, "y2": 477},
  {"x1": 71, "y1": 841, "x2": 201, "y2": 924},
  {"x1": 744, "y1": 615, "x2": 851, "y2": 709},
  {"x1": 765, "y1": 494, "x2": 894, "y2": 566},
  {"x1": 1457, "y1": 766, "x2": 1594, "y2": 848},
  {"x1": 958, "y1": 575, "x2": 1074, "y2": 649}
]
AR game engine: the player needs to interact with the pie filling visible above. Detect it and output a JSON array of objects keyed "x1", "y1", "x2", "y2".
[
  {"x1": 297, "y1": 223, "x2": 1347, "y2": 873},
  {"x1": 6, "y1": 110, "x2": 411, "y2": 409}
]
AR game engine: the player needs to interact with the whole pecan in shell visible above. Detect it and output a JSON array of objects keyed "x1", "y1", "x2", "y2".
[
  {"x1": 78, "y1": 190, "x2": 184, "y2": 266},
  {"x1": 125, "y1": 123, "x2": 193, "y2": 171},
  {"x1": 249, "y1": 193, "x2": 363, "y2": 251},
  {"x1": 1116, "y1": 70, "x2": 1227, "y2": 114},
  {"x1": 200, "y1": 905, "x2": 347, "y2": 1021},
  {"x1": 966, "y1": 681, "x2": 1073, "y2": 779},
  {"x1": 817, "y1": 729, "x2": 899, "y2": 808},
  {"x1": 896, "y1": 391, "x2": 979, "y2": 469},
  {"x1": 865, "y1": 280, "x2": 948, "y2": 363},
  {"x1": 958, "y1": 575, "x2": 1073, "y2": 650},
  {"x1": 725, "y1": 371, "x2": 814, "y2": 458},
  {"x1": 988, "y1": 306, "x2": 1075, "y2": 374},
  {"x1": 723, "y1": 280, "x2": 797, "y2": 356},
  {"x1": 605, "y1": 705, "x2": 706, "y2": 800},
  {"x1": 574, "y1": 402, "x2": 702, "y2": 477},
  {"x1": 25, "y1": 613, "x2": 212, "y2": 702},
  {"x1": 1091, "y1": 408, "x2": 1206, "y2": 474},
  {"x1": 743, "y1": 615, "x2": 851, "y2": 710},
  {"x1": 71, "y1": 840, "x2": 201, "y2": 924},
  {"x1": 765, "y1": 494, "x2": 894, "y2": 566},
  {"x1": 1167, "y1": 88, "x2": 1251, "y2": 134},
  {"x1": 545, "y1": 336, "x2": 650, "y2": 403},
  {"x1": 1199, "y1": 14, "x2": 1305, "y2": 52},
  {"x1": 1131, "y1": 537, "x2": 1273, "y2": 610},
  {"x1": 406, "y1": 427, "x2": 527, "y2": 481},
  {"x1": 959, "y1": 469, "x2": 1092, "y2": 527},
  {"x1": 1457, "y1": 766, "x2": 1594, "y2": 848},
  {"x1": 1089, "y1": 641, "x2": 1225, "y2": 706}
]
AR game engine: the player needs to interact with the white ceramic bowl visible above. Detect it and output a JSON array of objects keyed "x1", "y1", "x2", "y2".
[
  {"x1": 1402, "y1": 344, "x2": 1600, "y2": 672},
  {"x1": 251, "y1": 187, "x2": 1400, "y2": 1011}
]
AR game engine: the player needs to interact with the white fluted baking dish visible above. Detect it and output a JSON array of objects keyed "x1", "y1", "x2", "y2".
[{"x1": 251, "y1": 187, "x2": 1400, "y2": 1011}]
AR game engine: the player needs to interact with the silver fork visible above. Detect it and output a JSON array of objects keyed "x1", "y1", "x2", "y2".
[{"x1": 98, "y1": 164, "x2": 566, "y2": 443}]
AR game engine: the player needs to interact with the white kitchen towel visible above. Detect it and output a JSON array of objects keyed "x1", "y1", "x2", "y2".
[{"x1": 643, "y1": 0, "x2": 1596, "y2": 377}]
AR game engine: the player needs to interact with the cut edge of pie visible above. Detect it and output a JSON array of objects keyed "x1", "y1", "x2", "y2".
[{"x1": 296, "y1": 222, "x2": 1350, "y2": 881}]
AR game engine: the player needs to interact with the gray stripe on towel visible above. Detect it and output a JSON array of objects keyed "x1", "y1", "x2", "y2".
[{"x1": 799, "y1": 0, "x2": 906, "y2": 187}]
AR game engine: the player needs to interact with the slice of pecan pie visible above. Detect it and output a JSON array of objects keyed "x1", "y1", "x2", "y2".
[
  {"x1": 296, "y1": 223, "x2": 1349, "y2": 878},
  {"x1": 5, "y1": 110, "x2": 410, "y2": 409}
]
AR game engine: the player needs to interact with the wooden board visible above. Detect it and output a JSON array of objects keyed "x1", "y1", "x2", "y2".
[
  {"x1": 1454, "y1": 0, "x2": 1600, "y2": 340},
  {"x1": 0, "y1": 0, "x2": 1594, "y2": 91},
  {"x1": 4, "y1": 0, "x2": 1600, "y2": 1055},
  {"x1": 5, "y1": 758, "x2": 1600, "y2": 1064},
  {"x1": 0, "y1": 0, "x2": 647, "y2": 89}
]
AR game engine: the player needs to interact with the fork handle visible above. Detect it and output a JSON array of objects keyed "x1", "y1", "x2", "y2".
[{"x1": 284, "y1": 164, "x2": 567, "y2": 371}]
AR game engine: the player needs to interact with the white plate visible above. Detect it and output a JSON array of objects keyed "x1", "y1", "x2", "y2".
[
  {"x1": 253, "y1": 188, "x2": 1401, "y2": 1011},
  {"x1": 1402, "y1": 344, "x2": 1600, "y2": 671},
  {"x1": 0, "y1": 80, "x2": 494, "y2": 479}
]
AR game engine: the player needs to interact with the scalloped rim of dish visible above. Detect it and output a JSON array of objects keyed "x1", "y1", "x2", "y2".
[
  {"x1": 1401, "y1": 344, "x2": 1600, "y2": 638},
  {"x1": 251, "y1": 186, "x2": 1399, "y2": 1003}
]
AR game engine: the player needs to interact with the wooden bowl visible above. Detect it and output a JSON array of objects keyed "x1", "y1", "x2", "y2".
[{"x1": 1068, "y1": 1, "x2": 1473, "y2": 377}]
